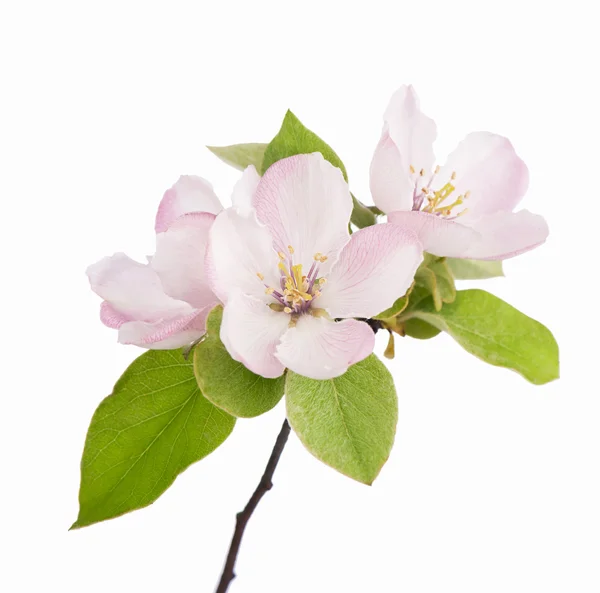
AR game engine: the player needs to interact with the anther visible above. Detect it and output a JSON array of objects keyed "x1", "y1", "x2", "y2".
[
  {"x1": 284, "y1": 307, "x2": 293, "y2": 314},
  {"x1": 265, "y1": 287, "x2": 275, "y2": 295},
  {"x1": 451, "y1": 171, "x2": 457, "y2": 180},
  {"x1": 288, "y1": 245, "x2": 295, "y2": 254},
  {"x1": 434, "y1": 165, "x2": 440, "y2": 174},
  {"x1": 256, "y1": 272, "x2": 264, "y2": 281},
  {"x1": 409, "y1": 164, "x2": 416, "y2": 174},
  {"x1": 278, "y1": 251, "x2": 286, "y2": 260},
  {"x1": 419, "y1": 168, "x2": 425, "y2": 176}
]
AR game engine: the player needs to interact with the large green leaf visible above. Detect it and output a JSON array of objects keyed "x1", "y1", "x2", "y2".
[
  {"x1": 261, "y1": 110, "x2": 376, "y2": 228},
  {"x1": 193, "y1": 306, "x2": 286, "y2": 418},
  {"x1": 286, "y1": 355, "x2": 397, "y2": 484},
  {"x1": 401, "y1": 289, "x2": 559, "y2": 384},
  {"x1": 446, "y1": 258, "x2": 504, "y2": 280},
  {"x1": 207, "y1": 143, "x2": 267, "y2": 171},
  {"x1": 72, "y1": 350, "x2": 235, "y2": 529}
]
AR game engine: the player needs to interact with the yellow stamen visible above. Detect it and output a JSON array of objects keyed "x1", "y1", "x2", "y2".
[
  {"x1": 278, "y1": 251, "x2": 286, "y2": 260},
  {"x1": 288, "y1": 245, "x2": 295, "y2": 254},
  {"x1": 419, "y1": 168, "x2": 425, "y2": 176},
  {"x1": 409, "y1": 164, "x2": 416, "y2": 174},
  {"x1": 256, "y1": 272, "x2": 264, "y2": 281},
  {"x1": 265, "y1": 287, "x2": 274, "y2": 295},
  {"x1": 451, "y1": 171, "x2": 457, "y2": 180},
  {"x1": 284, "y1": 307, "x2": 292, "y2": 314},
  {"x1": 434, "y1": 165, "x2": 440, "y2": 174}
]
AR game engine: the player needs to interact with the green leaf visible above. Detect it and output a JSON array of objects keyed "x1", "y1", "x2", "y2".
[
  {"x1": 286, "y1": 355, "x2": 397, "y2": 484},
  {"x1": 402, "y1": 289, "x2": 559, "y2": 384},
  {"x1": 207, "y1": 143, "x2": 267, "y2": 171},
  {"x1": 72, "y1": 350, "x2": 235, "y2": 529},
  {"x1": 402, "y1": 318, "x2": 441, "y2": 340},
  {"x1": 193, "y1": 306, "x2": 286, "y2": 418},
  {"x1": 446, "y1": 258, "x2": 504, "y2": 280},
  {"x1": 262, "y1": 110, "x2": 375, "y2": 228}
]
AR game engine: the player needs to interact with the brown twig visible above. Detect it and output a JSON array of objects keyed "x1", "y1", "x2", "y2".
[{"x1": 214, "y1": 418, "x2": 291, "y2": 593}]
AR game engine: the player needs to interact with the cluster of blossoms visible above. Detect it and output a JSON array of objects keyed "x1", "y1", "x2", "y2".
[{"x1": 88, "y1": 85, "x2": 548, "y2": 380}]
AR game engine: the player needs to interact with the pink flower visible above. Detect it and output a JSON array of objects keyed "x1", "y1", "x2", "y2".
[
  {"x1": 370, "y1": 85, "x2": 549, "y2": 260},
  {"x1": 87, "y1": 169, "x2": 259, "y2": 348},
  {"x1": 207, "y1": 153, "x2": 423, "y2": 380}
]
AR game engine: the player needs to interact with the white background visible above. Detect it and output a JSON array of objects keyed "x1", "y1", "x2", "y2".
[{"x1": 1, "y1": 1, "x2": 598, "y2": 591}]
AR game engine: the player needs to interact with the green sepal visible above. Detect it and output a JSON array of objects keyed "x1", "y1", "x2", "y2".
[
  {"x1": 207, "y1": 143, "x2": 267, "y2": 171},
  {"x1": 286, "y1": 354, "x2": 397, "y2": 485},
  {"x1": 401, "y1": 289, "x2": 559, "y2": 384},
  {"x1": 193, "y1": 306, "x2": 286, "y2": 418},
  {"x1": 72, "y1": 350, "x2": 235, "y2": 529},
  {"x1": 446, "y1": 258, "x2": 504, "y2": 280},
  {"x1": 414, "y1": 254, "x2": 457, "y2": 311},
  {"x1": 374, "y1": 284, "x2": 413, "y2": 321},
  {"x1": 261, "y1": 110, "x2": 376, "y2": 228}
]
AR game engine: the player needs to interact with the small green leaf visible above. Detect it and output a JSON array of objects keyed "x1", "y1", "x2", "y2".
[
  {"x1": 207, "y1": 143, "x2": 267, "y2": 171},
  {"x1": 72, "y1": 350, "x2": 235, "y2": 529},
  {"x1": 415, "y1": 265, "x2": 442, "y2": 311},
  {"x1": 447, "y1": 258, "x2": 504, "y2": 280},
  {"x1": 262, "y1": 110, "x2": 347, "y2": 177},
  {"x1": 428, "y1": 258, "x2": 456, "y2": 304},
  {"x1": 286, "y1": 355, "x2": 397, "y2": 484},
  {"x1": 351, "y1": 194, "x2": 377, "y2": 228},
  {"x1": 193, "y1": 306, "x2": 286, "y2": 418},
  {"x1": 262, "y1": 110, "x2": 375, "y2": 228},
  {"x1": 374, "y1": 287, "x2": 412, "y2": 321},
  {"x1": 402, "y1": 318, "x2": 441, "y2": 340},
  {"x1": 402, "y1": 289, "x2": 559, "y2": 384},
  {"x1": 414, "y1": 255, "x2": 456, "y2": 311}
]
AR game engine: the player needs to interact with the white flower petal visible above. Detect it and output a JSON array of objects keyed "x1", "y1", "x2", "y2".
[
  {"x1": 276, "y1": 316, "x2": 375, "y2": 380},
  {"x1": 388, "y1": 210, "x2": 480, "y2": 258},
  {"x1": 155, "y1": 175, "x2": 223, "y2": 232},
  {"x1": 206, "y1": 207, "x2": 281, "y2": 304},
  {"x1": 152, "y1": 212, "x2": 218, "y2": 309},
  {"x1": 462, "y1": 210, "x2": 549, "y2": 260},
  {"x1": 253, "y1": 153, "x2": 352, "y2": 274},
  {"x1": 316, "y1": 223, "x2": 422, "y2": 319},
  {"x1": 435, "y1": 132, "x2": 529, "y2": 221},
  {"x1": 231, "y1": 165, "x2": 261, "y2": 212},
  {"x1": 220, "y1": 292, "x2": 290, "y2": 378}
]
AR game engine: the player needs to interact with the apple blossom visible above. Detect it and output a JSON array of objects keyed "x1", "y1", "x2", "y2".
[
  {"x1": 87, "y1": 169, "x2": 259, "y2": 348},
  {"x1": 207, "y1": 152, "x2": 423, "y2": 380},
  {"x1": 370, "y1": 85, "x2": 549, "y2": 260}
]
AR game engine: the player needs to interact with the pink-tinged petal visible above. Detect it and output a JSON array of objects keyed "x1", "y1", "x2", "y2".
[
  {"x1": 152, "y1": 212, "x2": 217, "y2": 309},
  {"x1": 253, "y1": 153, "x2": 352, "y2": 273},
  {"x1": 87, "y1": 253, "x2": 196, "y2": 322},
  {"x1": 316, "y1": 223, "x2": 423, "y2": 319},
  {"x1": 384, "y1": 85, "x2": 437, "y2": 176},
  {"x1": 100, "y1": 301, "x2": 129, "y2": 329},
  {"x1": 231, "y1": 165, "x2": 260, "y2": 212},
  {"x1": 388, "y1": 210, "x2": 480, "y2": 258},
  {"x1": 369, "y1": 131, "x2": 414, "y2": 213},
  {"x1": 118, "y1": 308, "x2": 209, "y2": 349},
  {"x1": 220, "y1": 293, "x2": 289, "y2": 378},
  {"x1": 276, "y1": 316, "x2": 374, "y2": 380},
  {"x1": 155, "y1": 175, "x2": 223, "y2": 233},
  {"x1": 434, "y1": 132, "x2": 529, "y2": 220},
  {"x1": 461, "y1": 210, "x2": 549, "y2": 260},
  {"x1": 206, "y1": 207, "x2": 281, "y2": 304}
]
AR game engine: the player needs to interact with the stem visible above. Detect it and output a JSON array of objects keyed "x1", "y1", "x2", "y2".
[{"x1": 214, "y1": 419, "x2": 291, "y2": 593}]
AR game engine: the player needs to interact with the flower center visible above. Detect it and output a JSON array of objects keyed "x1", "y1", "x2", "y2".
[
  {"x1": 257, "y1": 246, "x2": 327, "y2": 315},
  {"x1": 409, "y1": 165, "x2": 470, "y2": 219}
]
